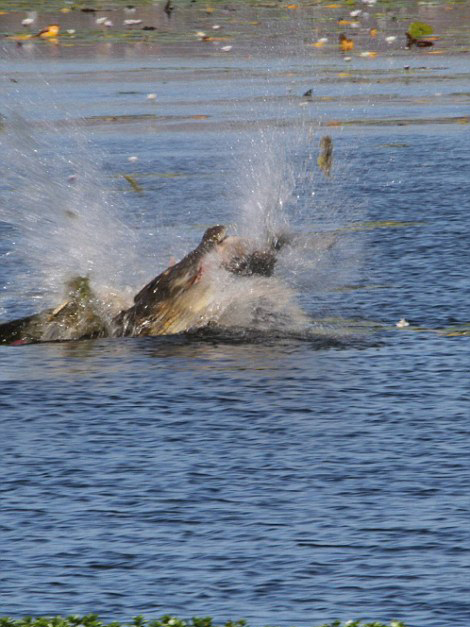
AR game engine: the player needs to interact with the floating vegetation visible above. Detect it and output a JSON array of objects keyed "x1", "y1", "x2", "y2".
[
  {"x1": 1, "y1": 0, "x2": 469, "y2": 56},
  {"x1": 122, "y1": 174, "x2": 143, "y2": 193},
  {"x1": 0, "y1": 616, "x2": 410, "y2": 627},
  {"x1": 329, "y1": 116, "x2": 470, "y2": 127},
  {"x1": 407, "y1": 21, "x2": 434, "y2": 40},
  {"x1": 338, "y1": 220, "x2": 426, "y2": 232},
  {"x1": 317, "y1": 134, "x2": 333, "y2": 177},
  {"x1": 339, "y1": 32, "x2": 354, "y2": 52}
]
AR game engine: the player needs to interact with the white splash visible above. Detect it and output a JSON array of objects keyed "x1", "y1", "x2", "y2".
[
  {"x1": 0, "y1": 112, "x2": 140, "y2": 317},
  {"x1": 1, "y1": 73, "x2": 364, "y2": 337}
]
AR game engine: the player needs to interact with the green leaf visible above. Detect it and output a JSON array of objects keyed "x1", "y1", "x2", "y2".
[
  {"x1": 190, "y1": 619, "x2": 212, "y2": 627},
  {"x1": 407, "y1": 21, "x2": 433, "y2": 38}
]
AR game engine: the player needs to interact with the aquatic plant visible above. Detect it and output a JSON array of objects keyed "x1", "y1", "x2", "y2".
[{"x1": 0, "y1": 616, "x2": 409, "y2": 627}]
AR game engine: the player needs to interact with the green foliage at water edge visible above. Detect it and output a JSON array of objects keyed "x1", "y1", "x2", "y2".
[{"x1": 0, "y1": 615, "x2": 409, "y2": 627}]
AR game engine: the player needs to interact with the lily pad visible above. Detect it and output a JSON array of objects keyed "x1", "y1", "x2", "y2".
[{"x1": 407, "y1": 21, "x2": 433, "y2": 39}]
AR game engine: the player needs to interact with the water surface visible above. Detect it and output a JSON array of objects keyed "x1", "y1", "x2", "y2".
[{"x1": 1, "y1": 39, "x2": 470, "y2": 627}]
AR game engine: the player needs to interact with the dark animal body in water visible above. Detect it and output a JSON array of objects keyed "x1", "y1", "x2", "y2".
[{"x1": 0, "y1": 226, "x2": 286, "y2": 345}]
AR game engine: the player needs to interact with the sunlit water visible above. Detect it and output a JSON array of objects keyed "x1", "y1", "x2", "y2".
[{"x1": 1, "y1": 47, "x2": 470, "y2": 627}]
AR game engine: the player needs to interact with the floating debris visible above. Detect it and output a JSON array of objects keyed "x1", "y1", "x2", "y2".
[
  {"x1": 21, "y1": 12, "x2": 37, "y2": 27},
  {"x1": 396, "y1": 318, "x2": 410, "y2": 328},
  {"x1": 33, "y1": 24, "x2": 60, "y2": 39},
  {"x1": 164, "y1": 0, "x2": 174, "y2": 18},
  {"x1": 408, "y1": 21, "x2": 433, "y2": 39},
  {"x1": 146, "y1": 93, "x2": 157, "y2": 100},
  {"x1": 339, "y1": 33, "x2": 354, "y2": 51},
  {"x1": 123, "y1": 174, "x2": 143, "y2": 193},
  {"x1": 221, "y1": 45, "x2": 233, "y2": 52},
  {"x1": 128, "y1": 155, "x2": 139, "y2": 162},
  {"x1": 317, "y1": 135, "x2": 333, "y2": 177},
  {"x1": 124, "y1": 19, "x2": 143, "y2": 26},
  {"x1": 406, "y1": 21, "x2": 434, "y2": 48},
  {"x1": 385, "y1": 35, "x2": 396, "y2": 44}
]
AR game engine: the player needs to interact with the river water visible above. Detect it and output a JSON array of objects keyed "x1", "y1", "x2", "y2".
[{"x1": 1, "y1": 35, "x2": 470, "y2": 627}]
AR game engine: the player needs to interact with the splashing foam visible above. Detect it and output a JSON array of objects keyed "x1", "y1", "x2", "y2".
[
  {"x1": 0, "y1": 94, "x2": 362, "y2": 338},
  {"x1": 183, "y1": 248, "x2": 311, "y2": 338},
  {"x1": 222, "y1": 124, "x2": 364, "y2": 334},
  {"x1": 235, "y1": 129, "x2": 293, "y2": 242},
  {"x1": 0, "y1": 112, "x2": 140, "y2": 320}
]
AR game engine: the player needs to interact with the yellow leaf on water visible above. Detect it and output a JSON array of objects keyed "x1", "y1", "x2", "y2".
[
  {"x1": 287, "y1": 4, "x2": 300, "y2": 9},
  {"x1": 339, "y1": 34, "x2": 354, "y2": 51},
  {"x1": 338, "y1": 19, "x2": 353, "y2": 25},
  {"x1": 60, "y1": 7, "x2": 71, "y2": 13},
  {"x1": 310, "y1": 41, "x2": 325, "y2": 48},
  {"x1": 38, "y1": 24, "x2": 60, "y2": 38},
  {"x1": 337, "y1": 72, "x2": 352, "y2": 78},
  {"x1": 369, "y1": 28, "x2": 378, "y2": 37},
  {"x1": 325, "y1": 3, "x2": 341, "y2": 7}
]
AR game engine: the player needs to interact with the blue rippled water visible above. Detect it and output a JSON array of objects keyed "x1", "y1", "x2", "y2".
[{"x1": 1, "y1": 47, "x2": 470, "y2": 627}]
